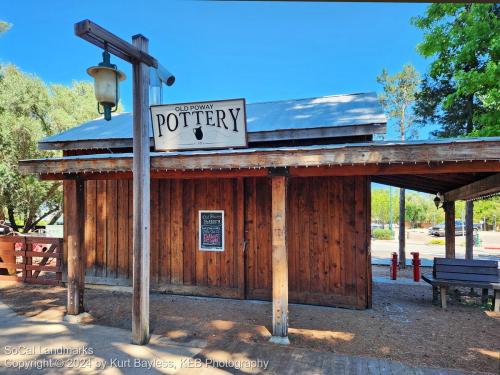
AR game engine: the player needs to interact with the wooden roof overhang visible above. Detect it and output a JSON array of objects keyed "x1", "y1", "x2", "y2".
[{"x1": 20, "y1": 138, "x2": 500, "y2": 199}]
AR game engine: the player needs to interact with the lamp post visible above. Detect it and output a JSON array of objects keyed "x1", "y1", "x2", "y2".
[{"x1": 74, "y1": 19, "x2": 174, "y2": 345}]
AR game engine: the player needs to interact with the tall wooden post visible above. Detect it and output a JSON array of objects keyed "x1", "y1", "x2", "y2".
[
  {"x1": 67, "y1": 179, "x2": 85, "y2": 315},
  {"x1": 398, "y1": 188, "x2": 406, "y2": 268},
  {"x1": 465, "y1": 201, "x2": 474, "y2": 259},
  {"x1": 444, "y1": 200, "x2": 455, "y2": 259},
  {"x1": 270, "y1": 175, "x2": 289, "y2": 345},
  {"x1": 131, "y1": 34, "x2": 151, "y2": 345}
]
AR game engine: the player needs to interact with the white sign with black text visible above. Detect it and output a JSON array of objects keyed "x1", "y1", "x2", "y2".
[{"x1": 150, "y1": 99, "x2": 247, "y2": 151}]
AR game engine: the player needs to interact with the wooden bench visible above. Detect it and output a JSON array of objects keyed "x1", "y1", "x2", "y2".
[{"x1": 422, "y1": 258, "x2": 500, "y2": 311}]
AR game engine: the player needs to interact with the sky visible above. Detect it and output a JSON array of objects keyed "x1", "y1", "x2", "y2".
[{"x1": 0, "y1": 0, "x2": 439, "y2": 139}]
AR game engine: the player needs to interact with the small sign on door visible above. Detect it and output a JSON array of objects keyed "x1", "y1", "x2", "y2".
[{"x1": 199, "y1": 210, "x2": 224, "y2": 251}]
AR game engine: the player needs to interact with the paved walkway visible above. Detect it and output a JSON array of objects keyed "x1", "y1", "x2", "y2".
[{"x1": 0, "y1": 301, "x2": 482, "y2": 374}]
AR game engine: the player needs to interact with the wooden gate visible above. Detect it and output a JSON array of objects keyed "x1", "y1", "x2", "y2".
[{"x1": 0, "y1": 236, "x2": 63, "y2": 285}]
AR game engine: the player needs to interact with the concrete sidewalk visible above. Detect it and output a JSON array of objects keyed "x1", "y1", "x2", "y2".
[
  {"x1": 0, "y1": 301, "x2": 205, "y2": 374},
  {"x1": 0, "y1": 301, "x2": 485, "y2": 374}
]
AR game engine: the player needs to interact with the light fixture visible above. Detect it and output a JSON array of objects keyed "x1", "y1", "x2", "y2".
[
  {"x1": 434, "y1": 193, "x2": 443, "y2": 209},
  {"x1": 87, "y1": 48, "x2": 126, "y2": 121}
]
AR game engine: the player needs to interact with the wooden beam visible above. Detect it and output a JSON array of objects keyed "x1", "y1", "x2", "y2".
[
  {"x1": 444, "y1": 173, "x2": 500, "y2": 201},
  {"x1": 74, "y1": 20, "x2": 157, "y2": 67},
  {"x1": 66, "y1": 179, "x2": 85, "y2": 315},
  {"x1": 444, "y1": 201, "x2": 455, "y2": 259},
  {"x1": 270, "y1": 176, "x2": 289, "y2": 344},
  {"x1": 20, "y1": 139, "x2": 500, "y2": 177},
  {"x1": 131, "y1": 35, "x2": 150, "y2": 345}
]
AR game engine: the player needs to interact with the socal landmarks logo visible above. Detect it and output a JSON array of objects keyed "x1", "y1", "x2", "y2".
[{"x1": 150, "y1": 99, "x2": 247, "y2": 151}]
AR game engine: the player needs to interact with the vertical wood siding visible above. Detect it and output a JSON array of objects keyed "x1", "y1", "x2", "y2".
[
  {"x1": 79, "y1": 178, "x2": 245, "y2": 298},
  {"x1": 244, "y1": 176, "x2": 370, "y2": 308},
  {"x1": 71, "y1": 175, "x2": 370, "y2": 308}
]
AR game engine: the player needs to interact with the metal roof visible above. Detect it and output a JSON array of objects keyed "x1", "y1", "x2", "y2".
[{"x1": 39, "y1": 92, "x2": 386, "y2": 147}]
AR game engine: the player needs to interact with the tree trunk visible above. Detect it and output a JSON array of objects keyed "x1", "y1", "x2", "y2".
[
  {"x1": 48, "y1": 212, "x2": 62, "y2": 225},
  {"x1": 7, "y1": 206, "x2": 19, "y2": 233},
  {"x1": 465, "y1": 201, "x2": 474, "y2": 259},
  {"x1": 399, "y1": 188, "x2": 406, "y2": 269},
  {"x1": 466, "y1": 95, "x2": 474, "y2": 134}
]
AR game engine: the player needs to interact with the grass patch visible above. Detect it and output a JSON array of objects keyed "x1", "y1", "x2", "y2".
[{"x1": 427, "y1": 238, "x2": 445, "y2": 245}]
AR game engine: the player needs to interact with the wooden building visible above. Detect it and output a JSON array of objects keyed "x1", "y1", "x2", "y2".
[{"x1": 20, "y1": 92, "x2": 500, "y2": 342}]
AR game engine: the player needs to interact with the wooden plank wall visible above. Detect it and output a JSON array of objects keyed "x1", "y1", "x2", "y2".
[
  {"x1": 76, "y1": 178, "x2": 245, "y2": 298},
  {"x1": 65, "y1": 175, "x2": 370, "y2": 308},
  {"x1": 245, "y1": 176, "x2": 370, "y2": 308}
]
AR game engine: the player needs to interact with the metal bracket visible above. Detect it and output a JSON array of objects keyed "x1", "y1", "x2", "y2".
[{"x1": 268, "y1": 167, "x2": 289, "y2": 176}]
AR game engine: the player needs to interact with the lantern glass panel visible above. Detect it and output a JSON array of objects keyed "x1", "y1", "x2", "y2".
[{"x1": 93, "y1": 68, "x2": 119, "y2": 105}]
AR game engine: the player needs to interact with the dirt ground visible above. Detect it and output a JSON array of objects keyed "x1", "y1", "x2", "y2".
[{"x1": 0, "y1": 268, "x2": 499, "y2": 374}]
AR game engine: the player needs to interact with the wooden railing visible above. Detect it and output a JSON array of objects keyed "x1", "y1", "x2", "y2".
[{"x1": 0, "y1": 236, "x2": 63, "y2": 285}]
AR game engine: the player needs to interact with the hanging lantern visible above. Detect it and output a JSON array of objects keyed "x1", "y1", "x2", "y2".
[
  {"x1": 87, "y1": 50, "x2": 126, "y2": 121},
  {"x1": 434, "y1": 193, "x2": 443, "y2": 209}
]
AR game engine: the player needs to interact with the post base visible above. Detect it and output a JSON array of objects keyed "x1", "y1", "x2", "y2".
[
  {"x1": 64, "y1": 312, "x2": 92, "y2": 324},
  {"x1": 269, "y1": 336, "x2": 290, "y2": 345}
]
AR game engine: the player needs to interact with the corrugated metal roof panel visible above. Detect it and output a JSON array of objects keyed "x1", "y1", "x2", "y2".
[{"x1": 40, "y1": 92, "x2": 386, "y2": 145}]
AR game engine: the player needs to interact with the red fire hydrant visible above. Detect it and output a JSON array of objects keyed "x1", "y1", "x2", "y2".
[
  {"x1": 411, "y1": 252, "x2": 420, "y2": 282},
  {"x1": 390, "y1": 252, "x2": 398, "y2": 280}
]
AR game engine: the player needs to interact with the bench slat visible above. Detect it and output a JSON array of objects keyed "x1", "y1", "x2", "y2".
[
  {"x1": 434, "y1": 258, "x2": 497, "y2": 268},
  {"x1": 435, "y1": 265, "x2": 499, "y2": 275},
  {"x1": 435, "y1": 271, "x2": 499, "y2": 283},
  {"x1": 422, "y1": 274, "x2": 500, "y2": 289}
]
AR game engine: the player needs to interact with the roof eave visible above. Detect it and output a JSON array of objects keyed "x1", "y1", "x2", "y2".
[{"x1": 38, "y1": 122, "x2": 387, "y2": 151}]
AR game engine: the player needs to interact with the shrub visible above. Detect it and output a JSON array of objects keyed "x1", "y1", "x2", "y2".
[{"x1": 373, "y1": 228, "x2": 392, "y2": 240}]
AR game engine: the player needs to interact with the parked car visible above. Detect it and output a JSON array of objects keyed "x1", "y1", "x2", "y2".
[
  {"x1": 0, "y1": 221, "x2": 12, "y2": 235},
  {"x1": 428, "y1": 221, "x2": 479, "y2": 237}
]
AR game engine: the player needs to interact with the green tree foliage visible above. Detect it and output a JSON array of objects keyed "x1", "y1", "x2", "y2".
[
  {"x1": 405, "y1": 193, "x2": 436, "y2": 228},
  {"x1": 371, "y1": 188, "x2": 399, "y2": 224},
  {"x1": 371, "y1": 188, "x2": 500, "y2": 229},
  {"x1": 377, "y1": 64, "x2": 421, "y2": 140},
  {"x1": 0, "y1": 21, "x2": 10, "y2": 35},
  {"x1": 0, "y1": 65, "x2": 98, "y2": 232},
  {"x1": 412, "y1": 4, "x2": 500, "y2": 137}
]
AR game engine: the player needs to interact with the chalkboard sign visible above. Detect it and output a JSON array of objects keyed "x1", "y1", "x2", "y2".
[{"x1": 199, "y1": 210, "x2": 224, "y2": 251}]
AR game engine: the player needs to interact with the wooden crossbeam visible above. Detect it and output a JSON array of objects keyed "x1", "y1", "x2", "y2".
[
  {"x1": 31, "y1": 244, "x2": 57, "y2": 278},
  {"x1": 444, "y1": 173, "x2": 500, "y2": 201},
  {"x1": 74, "y1": 20, "x2": 158, "y2": 68},
  {"x1": 19, "y1": 144, "x2": 500, "y2": 177}
]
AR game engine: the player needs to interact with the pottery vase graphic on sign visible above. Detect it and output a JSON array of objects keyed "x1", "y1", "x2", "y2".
[
  {"x1": 150, "y1": 99, "x2": 247, "y2": 151},
  {"x1": 193, "y1": 126, "x2": 203, "y2": 140}
]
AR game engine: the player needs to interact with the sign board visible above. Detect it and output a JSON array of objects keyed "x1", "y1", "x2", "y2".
[
  {"x1": 150, "y1": 99, "x2": 247, "y2": 151},
  {"x1": 199, "y1": 210, "x2": 224, "y2": 251}
]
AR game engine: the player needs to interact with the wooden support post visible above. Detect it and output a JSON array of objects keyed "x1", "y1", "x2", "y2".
[
  {"x1": 494, "y1": 289, "x2": 500, "y2": 312},
  {"x1": 398, "y1": 188, "x2": 406, "y2": 269},
  {"x1": 465, "y1": 201, "x2": 474, "y2": 259},
  {"x1": 131, "y1": 34, "x2": 151, "y2": 345},
  {"x1": 270, "y1": 175, "x2": 289, "y2": 345},
  {"x1": 481, "y1": 289, "x2": 489, "y2": 305},
  {"x1": 440, "y1": 286, "x2": 447, "y2": 309},
  {"x1": 67, "y1": 179, "x2": 85, "y2": 315},
  {"x1": 444, "y1": 201, "x2": 455, "y2": 259}
]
